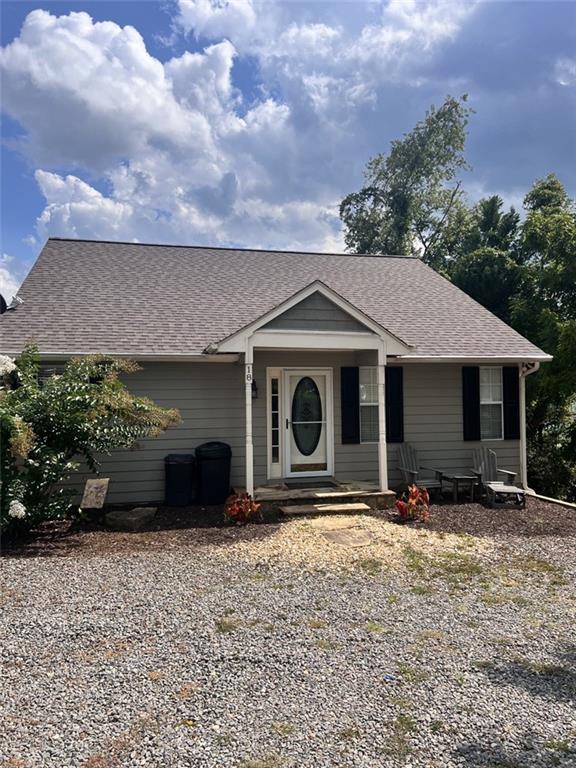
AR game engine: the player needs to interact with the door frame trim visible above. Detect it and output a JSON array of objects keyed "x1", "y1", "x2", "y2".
[{"x1": 281, "y1": 367, "x2": 334, "y2": 479}]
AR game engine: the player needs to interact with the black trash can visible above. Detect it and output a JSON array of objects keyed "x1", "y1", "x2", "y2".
[
  {"x1": 165, "y1": 454, "x2": 197, "y2": 506},
  {"x1": 196, "y1": 442, "x2": 232, "y2": 505}
]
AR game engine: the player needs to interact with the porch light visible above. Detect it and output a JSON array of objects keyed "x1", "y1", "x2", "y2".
[{"x1": 251, "y1": 379, "x2": 258, "y2": 399}]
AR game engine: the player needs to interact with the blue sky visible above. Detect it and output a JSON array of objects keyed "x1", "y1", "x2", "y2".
[{"x1": 1, "y1": 0, "x2": 575, "y2": 301}]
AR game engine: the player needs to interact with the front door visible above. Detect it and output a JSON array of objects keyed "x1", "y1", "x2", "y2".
[{"x1": 283, "y1": 369, "x2": 333, "y2": 478}]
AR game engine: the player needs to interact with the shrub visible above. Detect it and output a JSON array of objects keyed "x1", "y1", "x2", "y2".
[
  {"x1": 224, "y1": 493, "x2": 262, "y2": 525},
  {"x1": 395, "y1": 485, "x2": 430, "y2": 523},
  {"x1": 0, "y1": 345, "x2": 180, "y2": 534}
]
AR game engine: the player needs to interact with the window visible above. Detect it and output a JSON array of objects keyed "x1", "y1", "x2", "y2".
[
  {"x1": 359, "y1": 367, "x2": 379, "y2": 443},
  {"x1": 480, "y1": 367, "x2": 503, "y2": 440},
  {"x1": 270, "y1": 377, "x2": 280, "y2": 463}
]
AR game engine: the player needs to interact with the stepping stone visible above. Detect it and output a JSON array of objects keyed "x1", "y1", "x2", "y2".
[
  {"x1": 309, "y1": 516, "x2": 360, "y2": 530},
  {"x1": 320, "y1": 528, "x2": 374, "y2": 548},
  {"x1": 280, "y1": 502, "x2": 371, "y2": 517},
  {"x1": 105, "y1": 507, "x2": 157, "y2": 532}
]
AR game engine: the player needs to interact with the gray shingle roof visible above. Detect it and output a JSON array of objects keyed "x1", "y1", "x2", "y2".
[{"x1": 0, "y1": 238, "x2": 550, "y2": 360}]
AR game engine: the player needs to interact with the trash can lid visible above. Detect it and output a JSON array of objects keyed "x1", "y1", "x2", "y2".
[
  {"x1": 165, "y1": 453, "x2": 196, "y2": 464},
  {"x1": 195, "y1": 441, "x2": 232, "y2": 459}
]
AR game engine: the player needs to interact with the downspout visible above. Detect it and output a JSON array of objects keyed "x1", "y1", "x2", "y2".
[{"x1": 519, "y1": 361, "x2": 540, "y2": 492}]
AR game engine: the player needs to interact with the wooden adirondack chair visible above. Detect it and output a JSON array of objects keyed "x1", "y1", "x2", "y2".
[
  {"x1": 398, "y1": 444, "x2": 443, "y2": 494},
  {"x1": 472, "y1": 447, "x2": 526, "y2": 508}
]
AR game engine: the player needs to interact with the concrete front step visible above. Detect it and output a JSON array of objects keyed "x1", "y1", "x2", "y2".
[{"x1": 280, "y1": 502, "x2": 371, "y2": 517}]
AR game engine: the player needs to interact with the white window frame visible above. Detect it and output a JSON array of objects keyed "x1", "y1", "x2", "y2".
[
  {"x1": 480, "y1": 366, "x2": 504, "y2": 441},
  {"x1": 359, "y1": 366, "x2": 379, "y2": 444}
]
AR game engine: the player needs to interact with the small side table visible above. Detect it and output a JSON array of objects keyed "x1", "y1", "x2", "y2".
[{"x1": 441, "y1": 474, "x2": 477, "y2": 503}]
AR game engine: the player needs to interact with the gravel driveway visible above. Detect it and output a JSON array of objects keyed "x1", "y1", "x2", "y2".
[{"x1": 2, "y1": 499, "x2": 575, "y2": 767}]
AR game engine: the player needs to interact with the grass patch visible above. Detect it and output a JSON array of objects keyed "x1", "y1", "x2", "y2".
[
  {"x1": 365, "y1": 621, "x2": 387, "y2": 634},
  {"x1": 386, "y1": 594, "x2": 399, "y2": 604},
  {"x1": 314, "y1": 638, "x2": 338, "y2": 650},
  {"x1": 513, "y1": 555, "x2": 561, "y2": 575},
  {"x1": 238, "y1": 756, "x2": 283, "y2": 768},
  {"x1": 357, "y1": 557, "x2": 383, "y2": 575},
  {"x1": 524, "y1": 660, "x2": 566, "y2": 676},
  {"x1": 338, "y1": 726, "x2": 361, "y2": 740},
  {"x1": 411, "y1": 583, "x2": 435, "y2": 596},
  {"x1": 403, "y1": 545, "x2": 483, "y2": 585},
  {"x1": 272, "y1": 721, "x2": 296, "y2": 737},
  {"x1": 307, "y1": 618, "x2": 328, "y2": 630},
  {"x1": 215, "y1": 616, "x2": 241, "y2": 634},
  {"x1": 544, "y1": 739, "x2": 572, "y2": 753},
  {"x1": 398, "y1": 662, "x2": 430, "y2": 683},
  {"x1": 380, "y1": 713, "x2": 417, "y2": 759}
]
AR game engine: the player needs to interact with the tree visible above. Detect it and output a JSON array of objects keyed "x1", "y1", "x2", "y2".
[
  {"x1": 450, "y1": 247, "x2": 520, "y2": 323},
  {"x1": 511, "y1": 175, "x2": 576, "y2": 499},
  {"x1": 462, "y1": 195, "x2": 520, "y2": 254},
  {"x1": 340, "y1": 95, "x2": 472, "y2": 268},
  {"x1": 0, "y1": 346, "x2": 180, "y2": 533}
]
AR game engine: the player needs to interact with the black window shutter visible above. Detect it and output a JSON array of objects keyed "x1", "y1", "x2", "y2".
[
  {"x1": 462, "y1": 366, "x2": 481, "y2": 441},
  {"x1": 385, "y1": 367, "x2": 404, "y2": 443},
  {"x1": 341, "y1": 367, "x2": 360, "y2": 444},
  {"x1": 503, "y1": 366, "x2": 520, "y2": 440}
]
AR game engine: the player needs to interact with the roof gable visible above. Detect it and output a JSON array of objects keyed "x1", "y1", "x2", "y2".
[
  {"x1": 262, "y1": 291, "x2": 370, "y2": 333},
  {"x1": 215, "y1": 281, "x2": 412, "y2": 355}
]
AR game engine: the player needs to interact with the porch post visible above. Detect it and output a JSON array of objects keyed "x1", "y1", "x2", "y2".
[
  {"x1": 377, "y1": 340, "x2": 388, "y2": 492},
  {"x1": 245, "y1": 337, "x2": 254, "y2": 496}
]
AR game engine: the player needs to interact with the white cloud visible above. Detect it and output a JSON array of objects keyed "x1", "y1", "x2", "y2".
[
  {"x1": 1, "y1": 3, "x2": 479, "y2": 257},
  {"x1": 0, "y1": 255, "x2": 22, "y2": 303},
  {"x1": 555, "y1": 57, "x2": 576, "y2": 86},
  {"x1": 177, "y1": 0, "x2": 257, "y2": 42}
]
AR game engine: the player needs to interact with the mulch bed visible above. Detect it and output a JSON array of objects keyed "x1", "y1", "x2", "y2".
[{"x1": 2, "y1": 496, "x2": 574, "y2": 560}]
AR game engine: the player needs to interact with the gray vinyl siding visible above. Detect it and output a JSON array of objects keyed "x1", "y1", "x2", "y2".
[
  {"x1": 388, "y1": 363, "x2": 521, "y2": 487},
  {"x1": 67, "y1": 361, "x2": 245, "y2": 505},
  {"x1": 65, "y1": 358, "x2": 521, "y2": 504},
  {"x1": 263, "y1": 292, "x2": 371, "y2": 333}
]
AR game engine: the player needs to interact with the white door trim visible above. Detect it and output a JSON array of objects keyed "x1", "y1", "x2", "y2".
[{"x1": 282, "y1": 368, "x2": 334, "y2": 479}]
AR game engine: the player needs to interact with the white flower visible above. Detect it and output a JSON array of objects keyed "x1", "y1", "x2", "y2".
[
  {"x1": 0, "y1": 355, "x2": 16, "y2": 377},
  {"x1": 8, "y1": 500, "x2": 26, "y2": 519}
]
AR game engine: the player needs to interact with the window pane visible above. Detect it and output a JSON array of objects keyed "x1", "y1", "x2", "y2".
[
  {"x1": 359, "y1": 367, "x2": 378, "y2": 404},
  {"x1": 271, "y1": 379, "x2": 278, "y2": 395},
  {"x1": 360, "y1": 405, "x2": 379, "y2": 442},
  {"x1": 480, "y1": 403, "x2": 502, "y2": 439},
  {"x1": 480, "y1": 367, "x2": 502, "y2": 403}
]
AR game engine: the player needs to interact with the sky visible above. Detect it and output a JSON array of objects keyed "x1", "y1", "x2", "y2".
[{"x1": 1, "y1": 0, "x2": 575, "y2": 302}]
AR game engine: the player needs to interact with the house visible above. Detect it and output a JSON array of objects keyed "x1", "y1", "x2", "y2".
[{"x1": 0, "y1": 238, "x2": 551, "y2": 505}]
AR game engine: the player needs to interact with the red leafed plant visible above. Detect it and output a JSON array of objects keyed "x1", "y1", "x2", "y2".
[
  {"x1": 394, "y1": 484, "x2": 430, "y2": 523},
  {"x1": 224, "y1": 492, "x2": 262, "y2": 525}
]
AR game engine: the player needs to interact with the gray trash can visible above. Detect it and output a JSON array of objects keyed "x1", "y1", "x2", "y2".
[{"x1": 196, "y1": 442, "x2": 232, "y2": 504}]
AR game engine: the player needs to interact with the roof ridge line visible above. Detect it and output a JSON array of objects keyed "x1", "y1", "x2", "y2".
[{"x1": 46, "y1": 237, "x2": 415, "y2": 259}]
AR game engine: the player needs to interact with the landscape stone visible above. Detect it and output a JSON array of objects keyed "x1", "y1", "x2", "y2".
[{"x1": 105, "y1": 507, "x2": 157, "y2": 532}]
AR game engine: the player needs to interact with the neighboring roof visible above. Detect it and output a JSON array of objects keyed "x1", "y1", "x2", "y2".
[{"x1": 0, "y1": 238, "x2": 551, "y2": 360}]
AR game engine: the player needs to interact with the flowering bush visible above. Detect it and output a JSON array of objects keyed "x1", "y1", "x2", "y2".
[
  {"x1": 1, "y1": 344, "x2": 180, "y2": 535},
  {"x1": 224, "y1": 493, "x2": 262, "y2": 525},
  {"x1": 394, "y1": 484, "x2": 430, "y2": 523}
]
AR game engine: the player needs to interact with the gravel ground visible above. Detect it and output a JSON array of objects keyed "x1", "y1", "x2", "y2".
[{"x1": 1, "y1": 499, "x2": 575, "y2": 768}]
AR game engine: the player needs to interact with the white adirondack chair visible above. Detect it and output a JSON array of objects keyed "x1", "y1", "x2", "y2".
[
  {"x1": 472, "y1": 447, "x2": 526, "y2": 508},
  {"x1": 398, "y1": 443, "x2": 443, "y2": 494}
]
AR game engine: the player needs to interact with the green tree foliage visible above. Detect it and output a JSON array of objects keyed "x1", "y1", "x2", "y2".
[
  {"x1": 341, "y1": 92, "x2": 575, "y2": 499},
  {"x1": 0, "y1": 346, "x2": 180, "y2": 533},
  {"x1": 340, "y1": 95, "x2": 472, "y2": 268},
  {"x1": 511, "y1": 176, "x2": 576, "y2": 499}
]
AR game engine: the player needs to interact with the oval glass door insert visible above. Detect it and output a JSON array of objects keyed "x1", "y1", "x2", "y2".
[{"x1": 291, "y1": 376, "x2": 322, "y2": 456}]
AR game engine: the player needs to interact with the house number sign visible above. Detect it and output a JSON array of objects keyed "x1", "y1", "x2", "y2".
[{"x1": 245, "y1": 364, "x2": 253, "y2": 383}]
